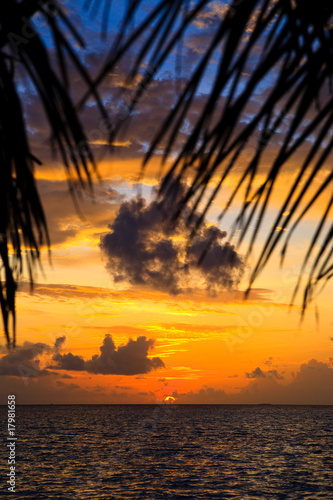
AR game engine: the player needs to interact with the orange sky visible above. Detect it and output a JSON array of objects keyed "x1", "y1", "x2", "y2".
[
  {"x1": 0, "y1": 2, "x2": 332, "y2": 405},
  {"x1": 1, "y1": 151, "x2": 332, "y2": 405}
]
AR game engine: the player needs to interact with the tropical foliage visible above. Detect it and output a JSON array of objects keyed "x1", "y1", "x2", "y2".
[
  {"x1": 0, "y1": 0, "x2": 109, "y2": 345},
  {"x1": 1, "y1": 0, "x2": 332, "y2": 345},
  {"x1": 90, "y1": 0, "x2": 333, "y2": 315}
]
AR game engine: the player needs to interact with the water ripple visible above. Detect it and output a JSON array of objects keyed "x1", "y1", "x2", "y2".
[{"x1": 0, "y1": 405, "x2": 333, "y2": 499}]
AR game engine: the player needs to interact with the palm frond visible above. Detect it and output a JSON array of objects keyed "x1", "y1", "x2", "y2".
[
  {"x1": 0, "y1": 0, "x2": 110, "y2": 346},
  {"x1": 91, "y1": 0, "x2": 333, "y2": 309}
]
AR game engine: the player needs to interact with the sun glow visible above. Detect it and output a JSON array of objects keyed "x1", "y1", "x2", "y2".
[{"x1": 164, "y1": 396, "x2": 176, "y2": 403}]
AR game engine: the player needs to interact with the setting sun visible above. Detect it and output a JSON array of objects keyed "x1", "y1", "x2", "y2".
[{"x1": 164, "y1": 396, "x2": 176, "y2": 403}]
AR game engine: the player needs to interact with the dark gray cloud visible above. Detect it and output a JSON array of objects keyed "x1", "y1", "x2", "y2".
[
  {"x1": 263, "y1": 356, "x2": 274, "y2": 367},
  {"x1": 54, "y1": 336, "x2": 66, "y2": 351},
  {"x1": 0, "y1": 341, "x2": 53, "y2": 378},
  {"x1": 21, "y1": 3, "x2": 323, "y2": 177},
  {"x1": 51, "y1": 334, "x2": 165, "y2": 375},
  {"x1": 267, "y1": 369, "x2": 284, "y2": 381},
  {"x1": 100, "y1": 182, "x2": 244, "y2": 295},
  {"x1": 246, "y1": 367, "x2": 266, "y2": 379},
  {"x1": 0, "y1": 334, "x2": 164, "y2": 379},
  {"x1": 52, "y1": 352, "x2": 86, "y2": 371},
  {"x1": 245, "y1": 366, "x2": 284, "y2": 380}
]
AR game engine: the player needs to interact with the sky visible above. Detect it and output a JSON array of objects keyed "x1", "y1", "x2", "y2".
[{"x1": 0, "y1": 0, "x2": 332, "y2": 405}]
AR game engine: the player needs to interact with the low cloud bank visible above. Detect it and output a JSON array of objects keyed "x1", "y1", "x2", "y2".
[
  {"x1": 173, "y1": 359, "x2": 333, "y2": 405},
  {"x1": 0, "y1": 334, "x2": 164, "y2": 379}
]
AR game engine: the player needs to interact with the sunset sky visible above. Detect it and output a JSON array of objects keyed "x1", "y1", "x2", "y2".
[{"x1": 0, "y1": 0, "x2": 332, "y2": 404}]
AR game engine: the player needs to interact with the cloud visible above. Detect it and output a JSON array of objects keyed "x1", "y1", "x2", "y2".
[
  {"x1": 34, "y1": 179, "x2": 123, "y2": 246},
  {"x1": 52, "y1": 352, "x2": 86, "y2": 371},
  {"x1": 245, "y1": 366, "x2": 284, "y2": 380},
  {"x1": 54, "y1": 336, "x2": 66, "y2": 351},
  {"x1": 2, "y1": 354, "x2": 333, "y2": 404},
  {"x1": 172, "y1": 387, "x2": 230, "y2": 404},
  {"x1": 0, "y1": 341, "x2": 53, "y2": 378},
  {"x1": 56, "y1": 381, "x2": 80, "y2": 389},
  {"x1": 51, "y1": 334, "x2": 165, "y2": 375},
  {"x1": 0, "y1": 373, "x2": 155, "y2": 405},
  {"x1": 100, "y1": 181, "x2": 244, "y2": 295},
  {"x1": 246, "y1": 367, "x2": 266, "y2": 379},
  {"x1": 263, "y1": 356, "x2": 274, "y2": 367},
  {"x1": 18, "y1": 281, "x2": 272, "y2": 305},
  {"x1": 175, "y1": 359, "x2": 333, "y2": 404},
  {"x1": 267, "y1": 369, "x2": 284, "y2": 380},
  {"x1": 0, "y1": 334, "x2": 164, "y2": 379}
]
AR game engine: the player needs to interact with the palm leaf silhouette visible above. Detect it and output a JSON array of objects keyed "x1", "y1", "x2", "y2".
[
  {"x1": 0, "y1": 0, "x2": 110, "y2": 346},
  {"x1": 90, "y1": 0, "x2": 333, "y2": 313},
  {"x1": 1, "y1": 0, "x2": 332, "y2": 345}
]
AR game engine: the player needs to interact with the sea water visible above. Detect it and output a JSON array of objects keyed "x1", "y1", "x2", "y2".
[{"x1": 1, "y1": 405, "x2": 333, "y2": 499}]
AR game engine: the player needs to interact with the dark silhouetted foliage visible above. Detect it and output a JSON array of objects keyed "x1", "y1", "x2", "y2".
[
  {"x1": 0, "y1": 0, "x2": 110, "y2": 345},
  {"x1": 90, "y1": 0, "x2": 333, "y2": 315}
]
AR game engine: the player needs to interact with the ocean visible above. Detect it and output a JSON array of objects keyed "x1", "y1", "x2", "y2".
[{"x1": 1, "y1": 405, "x2": 333, "y2": 499}]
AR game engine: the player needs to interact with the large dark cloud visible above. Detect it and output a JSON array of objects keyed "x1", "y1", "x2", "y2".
[
  {"x1": 51, "y1": 334, "x2": 165, "y2": 375},
  {"x1": 100, "y1": 183, "x2": 244, "y2": 295}
]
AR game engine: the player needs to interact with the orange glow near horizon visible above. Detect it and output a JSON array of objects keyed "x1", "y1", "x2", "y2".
[{"x1": 1, "y1": 153, "x2": 332, "y2": 405}]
